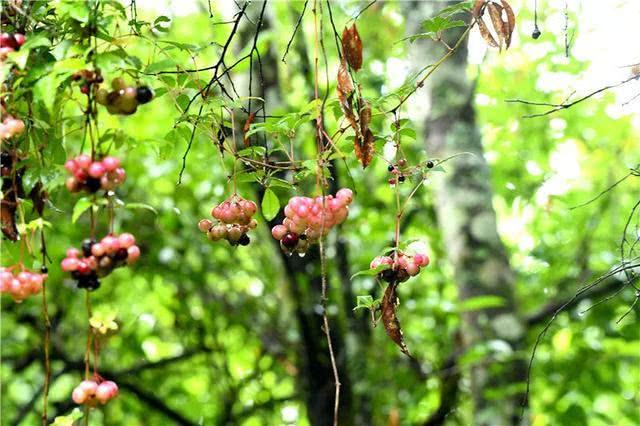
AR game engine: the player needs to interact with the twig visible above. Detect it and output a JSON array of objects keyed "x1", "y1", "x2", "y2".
[
  {"x1": 282, "y1": 0, "x2": 309, "y2": 63},
  {"x1": 506, "y1": 74, "x2": 640, "y2": 118}
]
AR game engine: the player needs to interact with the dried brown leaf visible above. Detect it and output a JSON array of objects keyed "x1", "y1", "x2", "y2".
[
  {"x1": 359, "y1": 99, "x2": 372, "y2": 134},
  {"x1": 337, "y1": 59, "x2": 354, "y2": 99},
  {"x1": 500, "y1": 0, "x2": 516, "y2": 48},
  {"x1": 1, "y1": 199, "x2": 18, "y2": 241},
  {"x1": 487, "y1": 2, "x2": 505, "y2": 50},
  {"x1": 355, "y1": 128, "x2": 375, "y2": 168},
  {"x1": 381, "y1": 283, "x2": 411, "y2": 356},
  {"x1": 337, "y1": 59, "x2": 360, "y2": 143},
  {"x1": 243, "y1": 112, "x2": 256, "y2": 147},
  {"x1": 472, "y1": 0, "x2": 486, "y2": 18},
  {"x1": 341, "y1": 24, "x2": 363, "y2": 71},
  {"x1": 477, "y1": 18, "x2": 499, "y2": 48}
]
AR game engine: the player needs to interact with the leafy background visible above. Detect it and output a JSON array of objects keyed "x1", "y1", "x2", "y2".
[{"x1": 1, "y1": 1, "x2": 638, "y2": 425}]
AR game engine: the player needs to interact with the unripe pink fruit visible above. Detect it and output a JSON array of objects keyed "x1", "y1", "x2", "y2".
[
  {"x1": 272, "y1": 224, "x2": 288, "y2": 240},
  {"x1": 14, "y1": 34, "x2": 25, "y2": 46},
  {"x1": 118, "y1": 233, "x2": 136, "y2": 249},
  {"x1": 61, "y1": 258, "x2": 79, "y2": 272},
  {"x1": 198, "y1": 219, "x2": 212, "y2": 233},
  {"x1": 79, "y1": 380, "x2": 98, "y2": 394},
  {"x1": 127, "y1": 245, "x2": 140, "y2": 264},
  {"x1": 64, "y1": 159, "x2": 78, "y2": 173},
  {"x1": 336, "y1": 188, "x2": 353, "y2": 204},
  {"x1": 76, "y1": 154, "x2": 92, "y2": 169},
  {"x1": 90, "y1": 243, "x2": 106, "y2": 257},
  {"x1": 102, "y1": 156, "x2": 120, "y2": 172},
  {"x1": 72, "y1": 388, "x2": 87, "y2": 404},
  {"x1": 413, "y1": 253, "x2": 429, "y2": 267},
  {"x1": 88, "y1": 162, "x2": 106, "y2": 178},
  {"x1": 95, "y1": 381, "x2": 118, "y2": 404}
]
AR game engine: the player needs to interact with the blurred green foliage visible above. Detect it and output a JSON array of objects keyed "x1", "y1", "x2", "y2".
[{"x1": 1, "y1": 1, "x2": 638, "y2": 425}]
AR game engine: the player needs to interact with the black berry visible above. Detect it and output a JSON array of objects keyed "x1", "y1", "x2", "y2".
[
  {"x1": 398, "y1": 175, "x2": 405, "y2": 183},
  {"x1": 114, "y1": 248, "x2": 128, "y2": 261},
  {"x1": 81, "y1": 239, "x2": 95, "y2": 257},
  {"x1": 532, "y1": 28, "x2": 541, "y2": 39},
  {"x1": 41, "y1": 266, "x2": 48, "y2": 274},
  {"x1": 426, "y1": 160, "x2": 434, "y2": 169},
  {"x1": 135, "y1": 86, "x2": 153, "y2": 104},
  {"x1": 238, "y1": 234, "x2": 250, "y2": 246},
  {"x1": 387, "y1": 164, "x2": 394, "y2": 172},
  {"x1": 85, "y1": 177, "x2": 101, "y2": 192}
]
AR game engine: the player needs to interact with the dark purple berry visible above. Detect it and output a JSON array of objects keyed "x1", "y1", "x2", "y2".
[
  {"x1": 426, "y1": 160, "x2": 434, "y2": 169},
  {"x1": 238, "y1": 234, "x2": 250, "y2": 246},
  {"x1": 85, "y1": 177, "x2": 101, "y2": 192},
  {"x1": 532, "y1": 28, "x2": 541, "y2": 39},
  {"x1": 82, "y1": 239, "x2": 95, "y2": 257},
  {"x1": 281, "y1": 233, "x2": 299, "y2": 249},
  {"x1": 135, "y1": 86, "x2": 153, "y2": 104}
]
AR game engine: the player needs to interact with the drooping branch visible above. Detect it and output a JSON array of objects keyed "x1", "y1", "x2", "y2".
[{"x1": 506, "y1": 73, "x2": 640, "y2": 118}]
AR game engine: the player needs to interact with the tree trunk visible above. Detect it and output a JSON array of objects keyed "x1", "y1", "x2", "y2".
[{"x1": 406, "y1": 2, "x2": 528, "y2": 425}]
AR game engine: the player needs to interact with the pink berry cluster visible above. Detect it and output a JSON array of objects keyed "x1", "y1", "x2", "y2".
[
  {"x1": 271, "y1": 188, "x2": 354, "y2": 255},
  {"x1": 198, "y1": 194, "x2": 258, "y2": 246},
  {"x1": 0, "y1": 267, "x2": 47, "y2": 303},
  {"x1": 0, "y1": 115, "x2": 25, "y2": 141},
  {"x1": 72, "y1": 379, "x2": 118, "y2": 406},
  {"x1": 370, "y1": 251, "x2": 430, "y2": 283},
  {"x1": 61, "y1": 233, "x2": 140, "y2": 290},
  {"x1": 0, "y1": 32, "x2": 25, "y2": 61},
  {"x1": 64, "y1": 154, "x2": 126, "y2": 193}
]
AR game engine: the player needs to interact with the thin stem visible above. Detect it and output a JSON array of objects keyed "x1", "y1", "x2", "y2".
[
  {"x1": 40, "y1": 231, "x2": 51, "y2": 426},
  {"x1": 313, "y1": 2, "x2": 339, "y2": 425}
]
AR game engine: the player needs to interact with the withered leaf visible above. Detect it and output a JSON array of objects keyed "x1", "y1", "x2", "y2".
[
  {"x1": 341, "y1": 24, "x2": 363, "y2": 71},
  {"x1": 1, "y1": 199, "x2": 18, "y2": 241},
  {"x1": 243, "y1": 112, "x2": 256, "y2": 148},
  {"x1": 355, "y1": 128, "x2": 375, "y2": 168},
  {"x1": 337, "y1": 59, "x2": 361, "y2": 146},
  {"x1": 487, "y1": 2, "x2": 505, "y2": 50},
  {"x1": 477, "y1": 18, "x2": 499, "y2": 48},
  {"x1": 472, "y1": 0, "x2": 486, "y2": 18},
  {"x1": 500, "y1": 0, "x2": 516, "y2": 48},
  {"x1": 381, "y1": 282, "x2": 411, "y2": 357},
  {"x1": 337, "y1": 59, "x2": 354, "y2": 100},
  {"x1": 359, "y1": 99, "x2": 372, "y2": 134}
]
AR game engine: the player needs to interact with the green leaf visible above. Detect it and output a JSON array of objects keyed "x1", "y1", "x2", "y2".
[
  {"x1": 350, "y1": 264, "x2": 390, "y2": 281},
  {"x1": 125, "y1": 203, "x2": 158, "y2": 214},
  {"x1": 145, "y1": 59, "x2": 177, "y2": 74},
  {"x1": 261, "y1": 188, "x2": 280, "y2": 221},
  {"x1": 458, "y1": 295, "x2": 505, "y2": 312},
  {"x1": 72, "y1": 197, "x2": 93, "y2": 223},
  {"x1": 52, "y1": 408, "x2": 84, "y2": 426}
]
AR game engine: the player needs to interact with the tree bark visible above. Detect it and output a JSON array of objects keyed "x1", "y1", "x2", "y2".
[{"x1": 406, "y1": 2, "x2": 528, "y2": 425}]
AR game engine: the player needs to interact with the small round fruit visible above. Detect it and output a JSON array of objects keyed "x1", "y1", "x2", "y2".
[
  {"x1": 88, "y1": 162, "x2": 106, "y2": 178},
  {"x1": 426, "y1": 160, "x2": 434, "y2": 169},
  {"x1": 101, "y1": 156, "x2": 120, "y2": 172},
  {"x1": 238, "y1": 234, "x2": 250, "y2": 246},
  {"x1": 135, "y1": 86, "x2": 154, "y2": 104},
  {"x1": 13, "y1": 34, "x2": 25, "y2": 46},
  {"x1": 96, "y1": 89, "x2": 108, "y2": 105},
  {"x1": 111, "y1": 77, "x2": 126, "y2": 90},
  {"x1": 198, "y1": 219, "x2": 213, "y2": 233},
  {"x1": 532, "y1": 28, "x2": 541, "y2": 39},
  {"x1": 281, "y1": 232, "x2": 299, "y2": 249}
]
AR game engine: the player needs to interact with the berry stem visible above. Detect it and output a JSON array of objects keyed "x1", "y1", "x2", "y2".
[
  {"x1": 84, "y1": 291, "x2": 93, "y2": 380},
  {"x1": 313, "y1": 3, "x2": 339, "y2": 425},
  {"x1": 40, "y1": 229, "x2": 51, "y2": 426}
]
